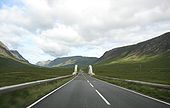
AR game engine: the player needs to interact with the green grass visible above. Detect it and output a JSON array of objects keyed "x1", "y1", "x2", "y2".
[
  {"x1": 94, "y1": 53, "x2": 170, "y2": 84},
  {"x1": 0, "y1": 76, "x2": 73, "y2": 108},
  {"x1": 95, "y1": 75, "x2": 170, "y2": 103},
  {"x1": 0, "y1": 56, "x2": 73, "y2": 87}
]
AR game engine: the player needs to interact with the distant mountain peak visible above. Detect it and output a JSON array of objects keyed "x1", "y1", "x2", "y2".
[
  {"x1": 10, "y1": 50, "x2": 28, "y2": 62},
  {"x1": 36, "y1": 56, "x2": 98, "y2": 67},
  {"x1": 0, "y1": 41, "x2": 8, "y2": 50},
  {"x1": 0, "y1": 41, "x2": 29, "y2": 63}
]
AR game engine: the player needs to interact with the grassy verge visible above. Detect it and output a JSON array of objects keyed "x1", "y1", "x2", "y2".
[
  {"x1": 94, "y1": 64, "x2": 170, "y2": 85},
  {"x1": 0, "y1": 76, "x2": 73, "y2": 108},
  {"x1": 94, "y1": 75, "x2": 170, "y2": 103},
  {"x1": 0, "y1": 56, "x2": 73, "y2": 87},
  {"x1": 0, "y1": 67, "x2": 72, "y2": 87}
]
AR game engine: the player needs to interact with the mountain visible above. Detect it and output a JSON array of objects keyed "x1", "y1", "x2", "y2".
[
  {"x1": 0, "y1": 41, "x2": 28, "y2": 63},
  {"x1": 94, "y1": 32, "x2": 170, "y2": 85},
  {"x1": 10, "y1": 50, "x2": 29, "y2": 62},
  {"x1": 97, "y1": 32, "x2": 170, "y2": 63},
  {"x1": 0, "y1": 41, "x2": 8, "y2": 49},
  {"x1": 36, "y1": 56, "x2": 98, "y2": 67},
  {"x1": 0, "y1": 41, "x2": 14, "y2": 58},
  {"x1": 0, "y1": 41, "x2": 73, "y2": 87}
]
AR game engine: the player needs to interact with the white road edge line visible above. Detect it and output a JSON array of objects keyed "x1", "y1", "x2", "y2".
[
  {"x1": 89, "y1": 83, "x2": 94, "y2": 88},
  {"x1": 87, "y1": 80, "x2": 90, "y2": 83},
  {"x1": 95, "y1": 89, "x2": 111, "y2": 105},
  {"x1": 95, "y1": 78, "x2": 170, "y2": 106},
  {"x1": 26, "y1": 75, "x2": 78, "y2": 108}
]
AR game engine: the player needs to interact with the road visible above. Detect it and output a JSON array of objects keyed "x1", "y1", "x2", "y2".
[{"x1": 29, "y1": 73, "x2": 170, "y2": 108}]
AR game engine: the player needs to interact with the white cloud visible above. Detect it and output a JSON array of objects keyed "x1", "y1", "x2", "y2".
[
  {"x1": 35, "y1": 24, "x2": 84, "y2": 56},
  {"x1": 0, "y1": 0, "x2": 170, "y2": 63},
  {"x1": 0, "y1": 24, "x2": 32, "y2": 49}
]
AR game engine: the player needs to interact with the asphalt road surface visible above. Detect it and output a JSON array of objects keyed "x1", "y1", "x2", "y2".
[{"x1": 30, "y1": 73, "x2": 170, "y2": 108}]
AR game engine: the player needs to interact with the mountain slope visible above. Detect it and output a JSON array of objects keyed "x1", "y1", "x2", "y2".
[
  {"x1": 10, "y1": 50, "x2": 29, "y2": 62},
  {"x1": 0, "y1": 55, "x2": 73, "y2": 87},
  {"x1": 37, "y1": 56, "x2": 98, "y2": 67},
  {"x1": 0, "y1": 42, "x2": 73, "y2": 87},
  {"x1": 0, "y1": 41, "x2": 15, "y2": 58},
  {"x1": 0, "y1": 41, "x2": 8, "y2": 49},
  {"x1": 94, "y1": 32, "x2": 170, "y2": 84},
  {"x1": 0, "y1": 41, "x2": 28, "y2": 63},
  {"x1": 97, "y1": 32, "x2": 170, "y2": 63}
]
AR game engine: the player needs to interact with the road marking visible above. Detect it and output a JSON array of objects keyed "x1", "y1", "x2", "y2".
[
  {"x1": 84, "y1": 73, "x2": 111, "y2": 105},
  {"x1": 89, "y1": 83, "x2": 94, "y2": 87},
  {"x1": 95, "y1": 78, "x2": 170, "y2": 106},
  {"x1": 82, "y1": 73, "x2": 88, "y2": 80},
  {"x1": 26, "y1": 75, "x2": 78, "y2": 108},
  {"x1": 95, "y1": 89, "x2": 111, "y2": 105},
  {"x1": 82, "y1": 73, "x2": 91, "y2": 84}
]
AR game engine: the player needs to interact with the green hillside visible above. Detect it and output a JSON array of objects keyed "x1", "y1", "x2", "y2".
[
  {"x1": 0, "y1": 56, "x2": 73, "y2": 87},
  {"x1": 94, "y1": 32, "x2": 170, "y2": 84},
  {"x1": 94, "y1": 51, "x2": 170, "y2": 84}
]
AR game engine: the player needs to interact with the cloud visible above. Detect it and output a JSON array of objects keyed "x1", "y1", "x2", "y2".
[
  {"x1": 35, "y1": 24, "x2": 83, "y2": 56},
  {"x1": 0, "y1": 23, "x2": 32, "y2": 49},
  {"x1": 0, "y1": 0, "x2": 170, "y2": 63}
]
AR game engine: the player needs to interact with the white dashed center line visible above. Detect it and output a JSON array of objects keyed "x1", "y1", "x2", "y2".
[
  {"x1": 84, "y1": 74, "x2": 111, "y2": 106},
  {"x1": 89, "y1": 83, "x2": 94, "y2": 87},
  {"x1": 95, "y1": 89, "x2": 111, "y2": 105}
]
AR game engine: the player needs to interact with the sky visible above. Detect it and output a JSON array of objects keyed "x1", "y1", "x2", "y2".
[{"x1": 0, "y1": 0, "x2": 170, "y2": 64}]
